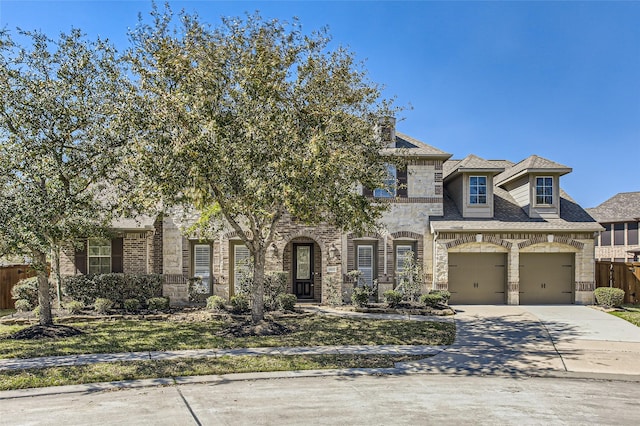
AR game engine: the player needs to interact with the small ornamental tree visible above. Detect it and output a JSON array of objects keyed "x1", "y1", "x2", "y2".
[
  {"x1": 0, "y1": 29, "x2": 135, "y2": 325},
  {"x1": 129, "y1": 6, "x2": 399, "y2": 322}
]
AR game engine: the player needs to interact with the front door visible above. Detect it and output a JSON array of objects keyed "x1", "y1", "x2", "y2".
[{"x1": 293, "y1": 243, "x2": 314, "y2": 299}]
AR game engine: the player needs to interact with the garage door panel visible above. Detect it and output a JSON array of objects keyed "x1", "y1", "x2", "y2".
[
  {"x1": 448, "y1": 253, "x2": 506, "y2": 304},
  {"x1": 520, "y1": 253, "x2": 573, "y2": 304}
]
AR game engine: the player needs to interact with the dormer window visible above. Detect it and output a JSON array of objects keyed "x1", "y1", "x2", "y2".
[
  {"x1": 373, "y1": 164, "x2": 397, "y2": 198},
  {"x1": 469, "y1": 176, "x2": 487, "y2": 205},
  {"x1": 535, "y1": 177, "x2": 553, "y2": 205}
]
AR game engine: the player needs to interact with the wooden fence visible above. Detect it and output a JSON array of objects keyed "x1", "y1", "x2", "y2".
[
  {"x1": 595, "y1": 261, "x2": 640, "y2": 304},
  {"x1": 0, "y1": 264, "x2": 38, "y2": 309}
]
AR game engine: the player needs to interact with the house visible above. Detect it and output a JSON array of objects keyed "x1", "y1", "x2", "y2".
[
  {"x1": 586, "y1": 192, "x2": 640, "y2": 262},
  {"x1": 60, "y1": 121, "x2": 602, "y2": 305}
]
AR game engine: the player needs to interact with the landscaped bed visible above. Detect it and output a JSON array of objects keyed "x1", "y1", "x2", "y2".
[{"x1": 610, "y1": 305, "x2": 640, "y2": 327}]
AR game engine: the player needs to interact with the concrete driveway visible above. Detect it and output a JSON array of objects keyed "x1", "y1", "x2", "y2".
[{"x1": 401, "y1": 305, "x2": 640, "y2": 377}]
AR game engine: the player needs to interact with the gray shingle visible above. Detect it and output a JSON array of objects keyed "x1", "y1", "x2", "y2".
[{"x1": 585, "y1": 192, "x2": 640, "y2": 223}]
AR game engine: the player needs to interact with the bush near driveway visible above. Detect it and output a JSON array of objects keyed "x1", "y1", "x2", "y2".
[{"x1": 594, "y1": 287, "x2": 625, "y2": 308}]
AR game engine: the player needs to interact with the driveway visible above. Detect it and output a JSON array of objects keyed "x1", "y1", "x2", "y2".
[{"x1": 400, "y1": 305, "x2": 640, "y2": 377}]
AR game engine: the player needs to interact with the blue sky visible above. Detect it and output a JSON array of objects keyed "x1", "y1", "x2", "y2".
[{"x1": 1, "y1": 1, "x2": 638, "y2": 208}]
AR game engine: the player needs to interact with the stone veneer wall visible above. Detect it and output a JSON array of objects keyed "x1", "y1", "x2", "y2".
[{"x1": 432, "y1": 232, "x2": 596, "y2": 305}]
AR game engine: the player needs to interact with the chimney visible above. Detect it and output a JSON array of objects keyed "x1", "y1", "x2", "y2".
[{"x1": 378, "y1": 116, "x2": 396, "y2": 147}]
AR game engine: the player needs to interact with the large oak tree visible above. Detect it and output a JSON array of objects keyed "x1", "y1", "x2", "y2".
[
  {"x1": 130, "y1": 6, "x2": 398, "y2": 322},
  {"x1": 0, "y1": 29, "x2": 135, "y2": 325}
]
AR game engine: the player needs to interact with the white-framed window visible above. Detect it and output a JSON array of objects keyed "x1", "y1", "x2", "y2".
[
  {"x1": 535, "y1": 176, "x2": 553, "y2": 205},
  {"x1": 469, "y1": 176, "x2": 487, "y2": 205},
  {"x1": 356, "y1": 244, "x2": 375, "y2": 286},
  {"x1": 233, "y1": 244, "x2": 251, "y2": 295},
  {"x1": 373, "y1": 164, "x2": 397, "y2": 198},
  {"x1": 193, "y1": 244, "x2": 211, "y2": 293},
  {"x1": 395, "y1": 244, "x2": 414, "y2": 274},
  {"x1": 88, "y1": 238, "x2": 111, "y2": 274}
]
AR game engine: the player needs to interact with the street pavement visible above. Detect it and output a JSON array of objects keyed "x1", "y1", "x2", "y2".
[{"x1": 1, "y1": 305, "x2": 640, "y2": 425}]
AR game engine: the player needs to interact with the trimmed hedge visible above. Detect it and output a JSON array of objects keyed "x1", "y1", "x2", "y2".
[
  {"x1": 594, "y1": 287, "x2": 625, "y2": 307},
  {"x1": 11, "y1": 277, "x2": 55, "y2": 306},
  {"x1": 63, "y1": 274, "x2": 162, "y2": 308},
  {"x1": 383, "y1": 290, "x2": 403, "y2": 308}
]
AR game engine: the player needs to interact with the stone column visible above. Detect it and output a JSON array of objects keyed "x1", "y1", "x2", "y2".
[{"x1": 507, "y1": 244, "x2": 520, "y2": 305}]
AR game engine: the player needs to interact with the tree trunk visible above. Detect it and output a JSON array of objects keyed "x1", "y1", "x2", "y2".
[
  {"x1": 34, "y1": 250, "x2": 53, "y2": 326},
  {"x1": 53, "y1": 245, "x2": 62, "y2": 309},
  {"x1": 251, "y1": 248, "x2": 266, "y2": 322}
]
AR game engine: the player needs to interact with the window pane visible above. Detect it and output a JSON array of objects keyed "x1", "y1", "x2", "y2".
[
  {"x1": 469, "y1": 176, "x2": 487, "y2": 205},
  {"x1": 614, "y1": 223, "x2": 625, "y2": 245},
  {"x1": 296, "y1": 246, "x2": 311, "y2": 280},
  {"x1": 374, "y1": 164, "x2": 396, "y2": 198},
  {"x1": 396, "y1": 245, "x2": 413, "y2": 272},
  {"x1": 357, "y1": 245, "x2": 374, "y2": 286},
  {"x1": 601, "y1": 224, "x2": 612, "y2": 246},
  {"x1": 628, "y1": 222, "x2": 638, "y2": 246},
  {"x1": 535, "y1": 177, "x2": 553, "y2": 205},
  {"x1": 233, "y1": 244, "x2": 251, "y2": 293}
]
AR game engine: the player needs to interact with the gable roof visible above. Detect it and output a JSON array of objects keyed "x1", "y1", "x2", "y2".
[
  {"x1": 494, "y1": 155, "x2": 572, "y2": 186},
  {"x1": 443, "y1": 154, "x2": 506, "y2": 180},
  {"x1": 586, "y1": 192, "x2": 640, "y2": 223},
  {"x1": 383, "y1": 132, "x2": 451, "y2": 159}
]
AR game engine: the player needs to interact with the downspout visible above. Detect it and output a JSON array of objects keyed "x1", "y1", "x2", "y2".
[{"x1": 432, "y1": 228, "x2": 438, "y2": 291}]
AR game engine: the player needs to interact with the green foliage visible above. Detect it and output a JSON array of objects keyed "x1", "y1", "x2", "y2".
[
  {"x1": 276, "y1": 294, "x2": 297, "y2": 311},
  {"x1": 124, "y1": 299, "x2": 141, "y2": 313},
  {"x1": 429, "y1": 290, "x2": 451, "y2": 305},
  {"x1": 63, "y1": 274, "x2": 163, "y2": 307},
  {"x1": 420, "y1": 293, "x2": 444, "y2": 308},
  {"x1": 264, "y1": 272, "x2": 287, "y2": 311},
  {"x1": 0, "y1": 28, "x2": 137, "y2": 325},
  {"x1": 383, "y1": 290, "x2": 403, "y2": 308},
  {"x1": 147, "y1": 297, "x2": 170, "y2": 311},
  {"x1": 395, "y1": 251, "x2": 424, "y2": 302},
  {"x1": 351, "y1": 286, "x2": 372, "y2": 308},
  {"x1": 32, "y1": 305, "x2": 41, "y2": 317},
  {"x1": 128, "y1": 5, "x2": 398, "y2": 321},
  {"x1": 188, "y1": 277, "x2": 209, "y2": 304},
  {"x1": 230, "y1": 295, "x2": 250, "y2": 314},
  {"x1": 94, "y1": 298, "x2": 113, "y2": 314},
  {"x1": 594, "y1": 287, "x2": 625, "y2": 307},
  {"x1": 11, "y1": 277, "x2": 40, "y2": 306},
  {"x1": 206, "y1": 295, "x2": 226, "y2": 311},
  {"x1": 14, "y1": 299, "x2": 32, "y2": 312},
  {"x1": 65, "y1": 301, "x2": 85, "y2": 314}
]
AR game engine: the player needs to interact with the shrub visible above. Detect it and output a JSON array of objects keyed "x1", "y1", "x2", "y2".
[
  {"x1": 230, "y1": 295, "x2": 249, "y2": 313},
  {"x1": 276, "y1": 293, "x2": 297, "y2": 311},
  {"x1": 65, "y1": 300, "x2": 84, "y2": 314},
  {"x1": 594, "y1": 287, "x2": 625, "y2": 307},
  {"x1": 11, "y1": 277, "x2": 54, "y2": 306},
  {"x1": 14, "y1": 299, "x2": 32, "y2": 312},
  {"x1": 351, "y1": 286, "x2": 371, "y2": 308},
  {"x1": 32, "y1": 305, "x2": 41, "y2": 317},
  {"x1": 206, "y1": 295, "x2": 226, "y2": 311},
  {"x1": 188, "y1": 277, "x2": 209, "y2": 304},
  {"x1": 383, "y1": 290, "x2": 403, "y2": 308},
  {"x1": 264, "y1": 272, "x2": 287, "y2": 311},
  {"x1": 429, "y1": 290, "x2": 451, "y2": 305},
  {"x1": 124, "y1": 298, "x2": 141, "y2": 313},
  {"x1": 63, "y1": 274, "x2": 163, "y2": 307},
  {"x1": 147, "y1": 297, "x2": 169, "y2": 311},
  {"x1": 420, "y1": 293, "x2": 443, "y2": 308},
  {"x1": 94, "y1": 298, "x2": 113, "y2": 314},
  {"x1": 325, "y1": 277, "x2": 343, "y2": 307}
]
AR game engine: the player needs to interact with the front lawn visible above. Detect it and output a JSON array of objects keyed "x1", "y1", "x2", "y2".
[
  {"x1": 610, "y1": 305, "x2": 640, "y2": 327},
  {"x1": 0, "y1": 309, "x2": 15, "y2": 318},
  {"x1": 0, "y1": 312, "x2": 455, "y2": 359}
]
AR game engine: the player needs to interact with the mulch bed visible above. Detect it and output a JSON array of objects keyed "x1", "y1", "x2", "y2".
[
  {"x1": 7, "y1": 324, "x2": 84, "y2": 340},
  {"x1": 217, "y1": 319, "x2": 294, "y2": 338}
]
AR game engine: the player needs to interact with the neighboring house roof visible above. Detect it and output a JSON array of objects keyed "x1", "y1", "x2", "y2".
[
  {"x1": 431, "y1": 187, "x2": 602, "y2": 233},
  {"x1": 494, "y1": 155, "x2": 572, "y2": 186},
  {"x1": 443, "y1": 154, "x2": 506, "y2": 180},
  {"x1": 586, "y1": 191, "x2": 640, "y2": 223},
  {"x1": 384, "y1": 132, "x2": 451, "y2": 159}
]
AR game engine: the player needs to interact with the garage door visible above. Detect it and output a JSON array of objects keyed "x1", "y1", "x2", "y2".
[
  {"x1": 519, "y1": 253, "x2": 573, "y2": 304},
  {"x1": 448, "y1": 253, "x2": 506, "y2": 304}
]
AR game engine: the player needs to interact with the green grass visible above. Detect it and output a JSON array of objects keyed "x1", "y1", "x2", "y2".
[
  {"x1": 0, "y1": 309, "x2": 15, "y2": 318},
  {"x1": 0, "y1": 314, "x2": 455, "y2": 359},
  {"x1": 0, "y1": 354, "x2": 425, "y2": 391},
  {"x1": 610, "y1": 305, "x2": 640, "y2": 327}
]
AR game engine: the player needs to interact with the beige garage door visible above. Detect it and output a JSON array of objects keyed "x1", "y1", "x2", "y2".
[
  {"x1": 519, "y1": 253, "x2": 573, "y2": 304},
  {"x1": 448, "y1": 253, "x2": 506, "y2": 304}
]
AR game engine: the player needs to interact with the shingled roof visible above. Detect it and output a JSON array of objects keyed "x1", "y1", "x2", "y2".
[
  {"x1": 586, "y1": 192, "x2": 640, "y2": 223},
  {"x1": 443, "y1": 154, "x2": 507, "y2": 180},
  {"x1": 431, "y1": 187, "x2": 601, "y2": 233},
  {"x1": 494, "y1": 155, "x2": 572, "y2": 186},
  {"x1": 382, "y1": 132, "x2": 451, "y2": 159}
]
